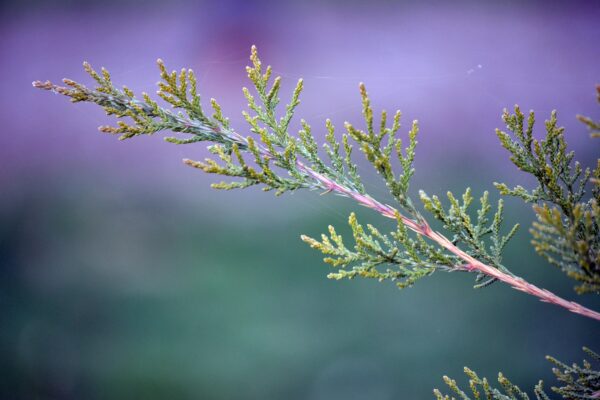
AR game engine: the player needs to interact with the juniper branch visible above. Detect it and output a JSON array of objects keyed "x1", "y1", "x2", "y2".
[{"x1": 33, "y1": 46, "x2": 600, "y2": 321}]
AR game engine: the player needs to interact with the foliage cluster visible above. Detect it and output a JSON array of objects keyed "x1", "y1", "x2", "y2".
[{"x1": 495, "y1": 99, "x2": 600, "y2": 294}]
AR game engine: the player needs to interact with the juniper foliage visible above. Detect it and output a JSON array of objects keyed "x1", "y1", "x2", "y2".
[
  {"x1": 434, "y1": 348, "x2": 600, "y2": 400},
  {"x1": 419, "y1": 189, "x2": 520, "y2": 288},
  {"x1": 33, "y1": 46, "x2": 600, "y2": 316},
  {"x1": 494, "y1": 95, "x2": 600, "y2": 294},
  {"x1": 302, "y1": 210, "x2": 453, "y2": 289}
]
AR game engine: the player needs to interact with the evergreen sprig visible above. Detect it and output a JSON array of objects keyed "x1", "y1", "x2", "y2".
[
  {"x1": 301, "y1": 210, "x2": 456, "y2": 289},
  {"x1": 434, "y1": 347, "x2": 600, "y2": 400},
  {"x1": 33, "y1": 46, "x2": 600, "y2": 321},
  {"x1": 494, "y1": 100, "x2": 600, "y2": 294},
  {"x1": 345, "y1": 83, "x2": 417, "y2": 212},
  {"x1": 420, "y1": 189, "x2": 520, "y2": 288}
]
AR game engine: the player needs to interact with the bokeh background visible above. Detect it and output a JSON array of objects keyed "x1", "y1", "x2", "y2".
[{"x1": 1, "y1": 0, "x2": 600, "y2": 398}]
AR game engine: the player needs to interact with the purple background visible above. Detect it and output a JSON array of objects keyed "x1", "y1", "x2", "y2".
[{"x1": 1, "y1": 1, "x2": 599, "y2": 399}]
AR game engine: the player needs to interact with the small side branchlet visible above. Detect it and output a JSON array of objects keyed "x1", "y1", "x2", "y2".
[
  {"x1": 302, "y1": 210, "x2": 455, "y2": 289},
  {"x1": 420, "y1": 189, "x2": 520, "y2": 288}
]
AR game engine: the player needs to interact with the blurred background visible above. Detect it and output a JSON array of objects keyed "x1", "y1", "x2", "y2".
[{"x1": 1, "y1": 0, "x2": 600, "y2": 398}]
